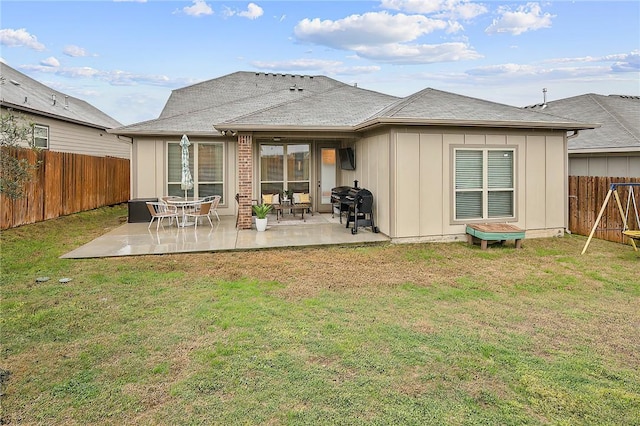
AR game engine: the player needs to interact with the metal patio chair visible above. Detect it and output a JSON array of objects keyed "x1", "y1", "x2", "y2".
[
  {"x1": 146, "y1": 201, "x2": 179, "y2": 230},
  {"x1": 202, "y1": 195, "x2": 222, "y2": 221},
  {"x1": 184, "y1": 200, "x2": 214, "y2": 229}
]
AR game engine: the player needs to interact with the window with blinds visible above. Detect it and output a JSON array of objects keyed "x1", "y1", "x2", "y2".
[
  {"x1": 454, "y1": 148, "x2": 514, "y2": 221},
  {"x1": 167, "y1": 141, "x2": 224, "y2": 201},
  {"x1": 33, "y1": 124, "x2": 49, "y2": 149}
]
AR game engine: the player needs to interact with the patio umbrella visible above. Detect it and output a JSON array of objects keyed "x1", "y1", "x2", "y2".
[{"x1": 180, "y1": 134, "x2": 194, "y2": 198}]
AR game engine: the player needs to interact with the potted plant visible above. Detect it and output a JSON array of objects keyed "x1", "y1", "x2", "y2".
[
  {"x1": 283, "y1": 189, "x2": 293, "y2": 201},
  {"x1": 252, "y1": 203, "x2": 272, "y2": 231}
]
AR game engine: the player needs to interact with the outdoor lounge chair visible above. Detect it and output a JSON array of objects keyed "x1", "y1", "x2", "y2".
[
  {"x1": 262, "y1": 192, "x2": 280, "y2": 209},
  {"x1": 146, "y1": 201, "x2": 179, "y2": 230},
  {"x1": 184, "y1": 200, "x2": 214, "y2": 229}
]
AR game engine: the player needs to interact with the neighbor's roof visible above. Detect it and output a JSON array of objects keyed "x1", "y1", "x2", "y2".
[
  {"x1": 110, "y1": 71, "x2": 596, "y2": 136},
  {"x1": 0, "y1": 62, "x2": 122, "y2": 129},
  {"x1": 524, "y1": 94, "x2": 640, "y2": 153}
]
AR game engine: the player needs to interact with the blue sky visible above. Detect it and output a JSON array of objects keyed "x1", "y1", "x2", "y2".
[{"x1": 1, "y1": 0, "x2": 639, "y2": 125}]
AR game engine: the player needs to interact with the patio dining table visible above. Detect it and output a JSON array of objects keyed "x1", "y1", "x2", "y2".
[{"x1": 165, "y1": 197, "x2": 204, "y2": 227}]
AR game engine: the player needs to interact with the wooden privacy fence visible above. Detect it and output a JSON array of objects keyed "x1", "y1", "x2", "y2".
[
  {"x1": 1, "y1": 147, "x2": 130, "y2": 230},
  {"x1": 569, "y1": 175, "x2": 640, "y2": 244}
]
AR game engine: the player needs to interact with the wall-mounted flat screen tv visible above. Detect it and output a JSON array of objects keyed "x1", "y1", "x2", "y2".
[{"x1": 338, "y1": 147, "x2": 355, "y2": 170}]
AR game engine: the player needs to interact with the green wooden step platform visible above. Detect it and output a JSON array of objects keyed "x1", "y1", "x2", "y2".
[{"x1": 466, "y1": 223, "x2": 525, "y2": 249}]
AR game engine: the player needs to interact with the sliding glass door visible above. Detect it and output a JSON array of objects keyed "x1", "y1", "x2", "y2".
[{"x1": 260, "y1": 143, "x2": 310, "y2": 195}]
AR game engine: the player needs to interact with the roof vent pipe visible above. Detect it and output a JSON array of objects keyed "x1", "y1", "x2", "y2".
[
  {"x1": 542, "y1": 88, "x2": 547, "y2": 106},
  {"x1": 51, "y1": 94, "x2": 56, "y2": 106}
]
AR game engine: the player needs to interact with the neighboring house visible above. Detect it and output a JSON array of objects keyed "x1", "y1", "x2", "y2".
[
  {"x1": 0, "y1": 62, "x2": 130, "y2": 159},
  {"x1": 525, "y1": 94, "x2": 640, "y2": 177},
  {"x1": 110, "y1": 71, "x2": 595, "y2": 242}
]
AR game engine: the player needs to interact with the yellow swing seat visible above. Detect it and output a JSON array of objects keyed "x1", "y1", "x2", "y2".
[{"x1": 622, "y1": 230, "x2": 640, "y2": 241}]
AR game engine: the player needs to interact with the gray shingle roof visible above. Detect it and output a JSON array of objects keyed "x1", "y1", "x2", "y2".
[
  {"x1": 112, "y1": 70, "x2": 594, "y2": 135},
  {"x1": 220, "y1": 84, "x2": 399, "y2": 128},
  {"x1": 524, "y1": 94, "x2": 640, "y2": 152},
  {"x1": 0, "y1": 62, "x2": 122, "y2": 129},
  {"x1": 375, "y1": 88, "x2": 581, "y2": 124}
]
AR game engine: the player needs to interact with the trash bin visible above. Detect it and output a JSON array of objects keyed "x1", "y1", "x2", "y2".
[{"x1": 128, "y1": 198, "x2": 158, "y2": 223}]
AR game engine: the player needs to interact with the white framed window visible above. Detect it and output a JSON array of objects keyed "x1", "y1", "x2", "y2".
[
  {"x1": 167, "y1": 141, "x2": 225, "y2": 202},
  {"x1": 454, "y1": 147, "x2": 515, "y2": 221},
  {"x1": 33, "y1": 124, "x2": 49, "y2": 149}
]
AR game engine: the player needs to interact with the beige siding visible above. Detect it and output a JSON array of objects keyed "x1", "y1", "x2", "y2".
[
  {"x1": 386, "y1": 128, "x2": 566, "y2": 241},
  {"x1": 525, "y1": 136, "x2": 547, "y2": 229},
  {"x1": 132, "y1": 138, "x2": 161, "y2": 198},
  {"x1": 420, "y1": 133, "x2": 444, "y2": 235},
  {"x1": 569, "y1": 155, "x2": 640, "y2": 178},
  {"x1": 10, "y1": 110, "x2": 130, "y2": 159},
  {"x1": 511, "y1": 135, "x2": 527, "y2": 226},
  {"x1": 351, "y1": 132, "x2": 390, "y2": 235},
  {"x1": 396, "y1": 133, "x2": 421, "y2": 236},
  {"x1": 545, "y1": 136, "x2": 566, "y2": 229}
]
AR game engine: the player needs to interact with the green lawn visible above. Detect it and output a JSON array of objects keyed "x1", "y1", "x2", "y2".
[{"x1": 1, "y1": 205, "x2": 639, "y2": 425}]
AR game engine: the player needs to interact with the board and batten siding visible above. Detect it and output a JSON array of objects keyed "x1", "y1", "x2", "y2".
[
  {"x1": 339, "y1": 131, "x2": 391, "y2": 236},
  {"x1": 357, "y1": 127, "x2": 567, "y2": 242},
  {"x1": 569, "y1": 155, "x2": 640, "y2": 178},
  {"x1": 13, "y1": 112, "x2": 130, "y2": 159}
]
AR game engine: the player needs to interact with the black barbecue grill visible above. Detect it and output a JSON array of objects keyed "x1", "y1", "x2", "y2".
[
  {"x1": 331, "y1": 185, "x2": 353, "y2": 223},
  {"x1": 331, "y1": 181, "x2": 379, "y2": 234}
]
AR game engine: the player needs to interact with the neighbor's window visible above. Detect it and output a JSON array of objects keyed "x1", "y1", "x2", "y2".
[
  {"x1": 33, "y1": 124, "x2": 49, "y2": 149},
  {"x1": 454, "y1": 148, "x2": 515, "y2": 221},
  {"x1": 167, "y1": 141, "x2": 224, "y2": 201}
]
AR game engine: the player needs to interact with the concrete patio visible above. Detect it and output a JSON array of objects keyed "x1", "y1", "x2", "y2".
[{"x1": 61, "y1": 213, "x2": 389, "y2": 258}]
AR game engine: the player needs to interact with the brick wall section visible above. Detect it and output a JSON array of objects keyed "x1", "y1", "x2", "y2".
[{"x1": 237, "y1": 134, "x2": 253, "y2": 229}]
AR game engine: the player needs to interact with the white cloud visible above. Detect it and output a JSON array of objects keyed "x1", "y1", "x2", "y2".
[
  {"x1": 542, "y1": 50, "x2": 640, "y2": 74},
  {"x1": 464, "y1": 61, "x2": 633, "y2": 83},
  {"x1": 611, "y1": 50, "x2": 640, "y2": 72},
  {"x1": 19, "y1": 64, "x2": 196, "y2": 88},
  {"x1": 333, "y1": 66, "x2": 381, "y2": 76},
  {"x1": 64, "y1": 45, "x2": 89, "y2": 57},
  {"x1": 40, "y1": 57, "x2": 60, "y2": 67},
  {"x1": 544, "y1": 50, "x2": 640, "y2": 69},
  {"x1": 485, "y1": 2, "x2": 554, "y2": 35},
  {"x1": 295, "y1": 11, "x2": 454, "y2": 49},
  {"x1": 223, "y1": 3, "x2": 263, "y2": 20},
  {"x1": 0, "y1": 28, "x2": 45, "y2": 51},
  {"x1": 466, "y1": 63, "x2": 537, "y2": 77},
  {"x1": 250, "y1": 58, "x2": 380, "y2": 76},
  {"x1": 354, "y1": 41, "x2": 482, "y2": 64},
  {"x1": 450, "y1": 1, "x2": 489, "y2": 20},
  {"x1": 22, "y1": 65, "x2": 101, "y2": 79},
  {"x1": 238, "y1": 3, "x2": 263, "y2": 20},
  {"x1": 380, "y1": 0, "x2": 488, "y2": 20},
  {"x1": 251, "y1": 58, "x2": 344, "y2": 71},
  {"x1": 181, "y1": 0, "x2": 213, "y2": 17}
]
